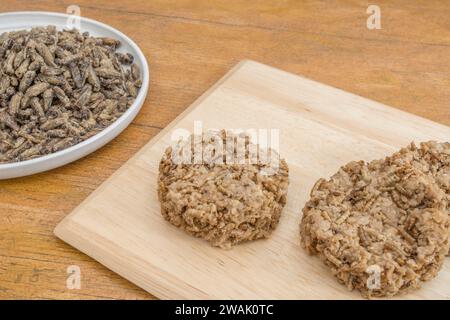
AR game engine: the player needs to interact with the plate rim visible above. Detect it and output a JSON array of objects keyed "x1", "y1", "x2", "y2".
[{"x1": 0, "y1": 11, "x2": 150, "y2": 177}]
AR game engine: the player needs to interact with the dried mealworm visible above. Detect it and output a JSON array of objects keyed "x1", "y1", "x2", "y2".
[
  {"x1": 74, "y1": 84, "x2": 92, "y2": 108},
  {"x1": 36, "y1": 43, "x2": 56, "y2": 67},
  {"x1": 29, "y1": 97, "x2": 45, "y2": 118},
  {"x1": 42, "y1": 88, "x2": 54, "y2": 111},
  {"x1": 40, "y1": 117, "x2": 66, "y2": 130},
  {"x1": 0, "y1": 76, "x2": 10, "y2": 95},
  {"x1": 18, "y1": 70, "x2": 36, "y2": 92},
  {"x1": 8, "y1": 92, "x2": 23, "y2": 116},
  {"x1": 130, "y1": 63, "x2": 140, "y2": 81},
  {"x1": 21, "y1": 82, "x2": 49, "y2": 108},
  {"x1": 52, "y1": 86, "x2": 70, "y2": 107}
]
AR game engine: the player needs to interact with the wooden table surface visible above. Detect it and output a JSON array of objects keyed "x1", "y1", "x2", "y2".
[{"x1": 0, "y1": 0, "x2": 449, "y2": 300}]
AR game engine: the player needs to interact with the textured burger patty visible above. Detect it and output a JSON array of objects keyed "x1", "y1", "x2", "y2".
[
  {"x1": 300, "y1": 158, "x2": 449, "y2": 298},
  {"x1": 158, "y1": 131, "x2": 289, "y2": 249}
]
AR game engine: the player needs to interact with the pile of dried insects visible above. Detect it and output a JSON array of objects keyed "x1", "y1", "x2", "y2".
[{"x1": 0, "y1": 25, "x2": 142, "y2": 163}]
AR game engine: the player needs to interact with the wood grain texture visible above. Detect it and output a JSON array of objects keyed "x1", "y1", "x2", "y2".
[
  {"x1": 1, "y1": 0, "x2": 450, "y2": 300},
  {"x1": 55, "y1": 60, "x2": 450, "y2": 299}
]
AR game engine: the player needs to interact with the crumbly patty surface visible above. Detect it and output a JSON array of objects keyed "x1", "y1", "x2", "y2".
[
  {"x1": 300, "y1": 158, "x2": 449, "y2": 298},
  {"x1": 158, "y1": 131, "x2": 289, "y2": 249},
  {"x1": 387, "y1": 141, "x2": 450, "y2": 254}
]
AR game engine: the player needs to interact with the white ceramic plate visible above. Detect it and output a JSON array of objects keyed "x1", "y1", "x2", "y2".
[{"x1": 0, "y1": 11, "x2": 149, "y2": 179}]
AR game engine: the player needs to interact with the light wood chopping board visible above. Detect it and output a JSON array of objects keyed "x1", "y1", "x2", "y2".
[{"x1": 55, "y1": 60, "x2": 450, "y2": 299}]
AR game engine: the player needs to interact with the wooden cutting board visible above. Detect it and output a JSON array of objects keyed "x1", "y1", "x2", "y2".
[{"x1": 55, "y1": 60, "x2": 450, "y2": 299}]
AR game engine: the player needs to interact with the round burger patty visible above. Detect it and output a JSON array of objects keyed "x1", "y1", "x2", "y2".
[
  {"x1": 300, "y1": 156, "x2": 449, "y2": 298},
  {"x1": 158, "y1": 130, "x2": 289, "y2": 249}
]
